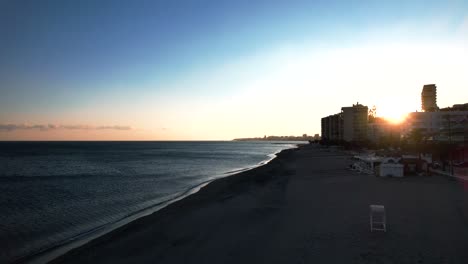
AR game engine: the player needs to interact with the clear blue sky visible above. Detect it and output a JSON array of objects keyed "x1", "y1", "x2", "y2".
[{"x1": 1, "y1": 0, "x2": 467, "y2": 140}]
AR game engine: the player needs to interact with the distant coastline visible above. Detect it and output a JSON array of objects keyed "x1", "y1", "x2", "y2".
[{"x1": 233, "y1": 135, "x2": 319, "y2": 142}]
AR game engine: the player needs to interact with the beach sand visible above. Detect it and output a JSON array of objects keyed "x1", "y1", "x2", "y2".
[{"x1": 52, "y1": 145, "x2": 468, "y2": 264}]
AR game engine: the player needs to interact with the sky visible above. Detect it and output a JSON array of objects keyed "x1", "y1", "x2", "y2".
[{"x1": 1, "y1": 0, "x2": 468, "y2": 140}]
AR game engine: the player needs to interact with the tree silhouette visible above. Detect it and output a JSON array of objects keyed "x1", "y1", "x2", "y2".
[{"x1": 368, "y1": 105, "x2": 377, "y2": 123}]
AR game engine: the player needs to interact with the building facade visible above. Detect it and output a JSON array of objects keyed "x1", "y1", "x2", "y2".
[
  {"x1": 404, "y1": 85, "x2": 467, "y2": 142},
  {"x1": 321, "y1": 113, "x2": 343, "y2": 141},
  {"x1": 403, "y1": 110, "x2": 468, "y2": 142},
  {"x1": 321, "y1": 103, "x2": 369, "y2": 143},
  {"x1": 341, "y1": 103, "x2": 368, "y2": 142},
  {"x1": 421, "y1": 84, "x2": 438, "y2": 112}
]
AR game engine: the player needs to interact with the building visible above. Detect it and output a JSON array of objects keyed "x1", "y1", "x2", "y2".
[
  {"x1": 402, "y1": 84, "x2": 467, "y2": 143},
  {"x1": 421, "y1": 84, "x2": 438, "y2": 112},
  {"x1": 341, "y1": 103, "x2": 368, "y2": 142},
  {"x1": 321, "y1": 116, "x2": 329, "y2": 140},
  {"x1": 403, "y1": 111, "x2": 468, "y2": 142},
  {"x1": 321, "y1": 103, "x2": 369, "y2": 143},
  {"x1": 440, "y1": 103, "x2": 468, "y2": 112},
  {"x1": 321, "y1": 113, "x2": 343, "y2": 141}
]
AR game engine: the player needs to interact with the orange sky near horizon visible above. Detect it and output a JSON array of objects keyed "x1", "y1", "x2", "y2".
[{"x1": 1, "y1": 10, "x2": 467, "y2": 141}]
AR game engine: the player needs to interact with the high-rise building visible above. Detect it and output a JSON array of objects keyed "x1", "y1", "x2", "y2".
[
  {"x1": 421, "y1": 84, "x2": 438, "y2": 112},
  {"x1": 321, "y1": 113, "x2": 343, "y2": 141},
  {"x1": 321, "y1": 103, "x2": 369, "y2": 142},
  {"x1": 341, "y1": 103, "x2": 368, "y2": 142},
  {"x1": 321, "y1": 116, "x2": 329, "y2": 140}
]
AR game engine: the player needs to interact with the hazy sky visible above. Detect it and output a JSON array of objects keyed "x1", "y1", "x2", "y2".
[{"x1": 1, "y1": 0, "x2": 467, "y2": 140}]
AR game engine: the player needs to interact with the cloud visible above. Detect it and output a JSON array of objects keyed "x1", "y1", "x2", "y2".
[
  {"x1": 0, "y1": 124, "x2": 132, "y2": 132},
  {"x1": 96, "y1": 125, "x2": 132, "y2": 130}
]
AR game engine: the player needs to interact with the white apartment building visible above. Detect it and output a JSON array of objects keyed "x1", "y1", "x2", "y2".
[{"x1": 403, "y1": 111, "x2": 468, "y2": 142}]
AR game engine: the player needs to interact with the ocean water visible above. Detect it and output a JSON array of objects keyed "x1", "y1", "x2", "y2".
[{"x1": 0, "y1": 141, "x2": 299, "y2": 263}]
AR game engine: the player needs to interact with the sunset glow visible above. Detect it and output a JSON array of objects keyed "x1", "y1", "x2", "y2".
[
  {"x1": 2, "y1": 3, "x2": 468, "y2": 264},
  {"x1": 376, "y1": 100, "x2": 414, "y2": 124},
  {"x1": 1, "y1": 1, "x2": 467, "y2": 140},
  {"x1": 381, "y1": 113, "x2": 409, "y2": 125}
]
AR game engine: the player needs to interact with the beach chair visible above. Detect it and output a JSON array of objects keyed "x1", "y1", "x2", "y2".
[{"x1": 369, "y1": 205, "x2": 386, "y2": 232}]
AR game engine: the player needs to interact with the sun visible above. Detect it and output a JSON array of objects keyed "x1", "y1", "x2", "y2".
[
  {"x1": 376, "y1": 103, "x2": 412, "y2": 124},
  {"x1": 382, "y1": 113, "x2": 408, "y2": 124}
]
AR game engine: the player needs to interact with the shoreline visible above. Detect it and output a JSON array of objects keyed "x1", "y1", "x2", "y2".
[
  {"x1": 20, "y1": 144, "x2": 300, "y2": 264},
  {"x1": 52, "y1": 144, "x2": 468, "y2": 263}
]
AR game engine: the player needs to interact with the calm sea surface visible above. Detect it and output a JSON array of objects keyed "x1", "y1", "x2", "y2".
[{"x1": 0, "y1": 141, "x2": 299, "y2": 263}]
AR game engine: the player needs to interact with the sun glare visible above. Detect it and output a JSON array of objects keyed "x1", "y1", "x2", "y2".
[
  {"x1": 377, "y1": 103, "x2": 411, "y2": 124},
  {"x1": 382, "y1": 113, "x2": 408, "y2": 124}
]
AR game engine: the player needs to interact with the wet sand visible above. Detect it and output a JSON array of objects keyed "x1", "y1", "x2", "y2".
[{"x1": 52, "y1": 144, "x2": 468, "y2": 264}]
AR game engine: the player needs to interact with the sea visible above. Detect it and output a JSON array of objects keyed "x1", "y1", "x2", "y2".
[{"x1": 0, "y1": 141, "x2": 300, "y2": 263}]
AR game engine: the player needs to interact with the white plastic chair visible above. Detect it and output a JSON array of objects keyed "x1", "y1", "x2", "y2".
[{"x1": 370, "y1": 205, "x2": 386, "y2": 232}]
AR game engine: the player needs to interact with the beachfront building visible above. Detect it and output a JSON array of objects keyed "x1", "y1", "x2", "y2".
[
  {"x1": 321, "y1": 113, "x2": 343, "y2": 142},
  {"x1": 402, "y1": 110, "x2": 468, "y2": 142},
  {"x1": 321, "y1": 116, "x2": 329, "y2": 141},
  {"x1": 341, "y1": 103, "x2": 368, "y2": 142},
  {"x1": 321, "y1": 103, "x2": 369, "y2": 143},
  {"x1": 440, "y1": 103, "x2": 468, "y2": 112},
  {"x1": 421, "y1": 84, "x2": 438, "y2": 112},
  {"x1": 402, "y1": 84, "x2": 467, "y2": 142}
]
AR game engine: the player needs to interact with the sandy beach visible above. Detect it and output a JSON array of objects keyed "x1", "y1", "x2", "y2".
[{"x1": 52, "y1": 144, "x2": 468, "y2": 264}]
